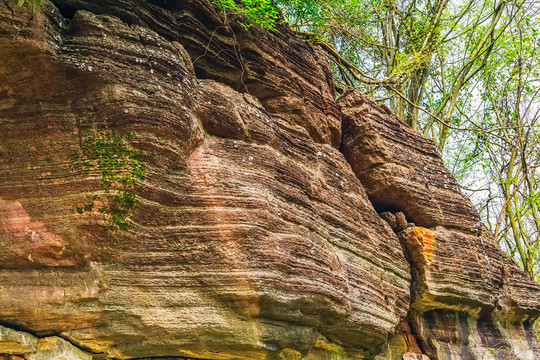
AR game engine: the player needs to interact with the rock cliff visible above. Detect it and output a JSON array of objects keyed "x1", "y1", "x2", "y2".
[{"x1": 0, "y1": 1, "x2": 539, "y2": 359}]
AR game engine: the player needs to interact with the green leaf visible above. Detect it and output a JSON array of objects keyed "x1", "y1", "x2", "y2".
[{"x1": 70, "y1": 128, "x2": 145, "y2": 232}]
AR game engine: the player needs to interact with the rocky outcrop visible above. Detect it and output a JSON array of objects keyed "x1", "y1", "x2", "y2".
[
  {"x1": 339, "y1": 91, "x2": 540, "y2": 359},
  {"x1": 0, "y1": 0, "x2": 539, "y2": 359},
  {"x1": 0, "y1": 325, "x2": 93, "y2": 360},
  {"x1": 0, "y1": 1, "x2": 408, "y2": 359}
]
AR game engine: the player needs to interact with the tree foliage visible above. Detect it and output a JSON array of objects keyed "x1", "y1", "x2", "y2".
[
  {"x1": 448, "y1": 2, "x2": 540, "y2": 281},
  {"x1": 212, "y1": 0, "x2": 281, "y2": 29}
]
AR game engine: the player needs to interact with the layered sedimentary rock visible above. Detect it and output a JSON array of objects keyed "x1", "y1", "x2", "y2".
[
  {"x1": 1, "y1": 1, "x2": 409, "y2": 359},
  {"x1": 0, "y1": 0, "x2": 539, "y2": 359},
  {"x1": 339, "y1": 91, "x2": 540, "y2": 359}
]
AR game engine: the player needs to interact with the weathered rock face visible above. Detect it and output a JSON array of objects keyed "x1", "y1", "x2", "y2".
[
  {"x1": 0, "y1": 1, "x2": 408, "y2": 359},
  {"x1": 0, "y1": 1, "x2": 538, "y2": 360},
  {"x1": 339, "y1": 91, "x2": 540, "y2": 359}
]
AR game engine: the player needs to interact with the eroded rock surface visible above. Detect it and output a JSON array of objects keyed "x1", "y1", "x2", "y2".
[
  {"x1": 1, "y1": 1, "x2": 408, "y2": 359},
  {"x1": 0, "y1": 0, "x2": 539, "y2": 359},
  {"x1": 50, "y1": 0, "x2": 342, "y2": 147},
  {"x1": 339, "y1": 90, "x2": 540, "y2": 360}
]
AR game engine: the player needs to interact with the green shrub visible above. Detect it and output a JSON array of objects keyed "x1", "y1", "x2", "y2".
[{"x1": 212, "y1": 0, "x2": 281, "y2": 30}]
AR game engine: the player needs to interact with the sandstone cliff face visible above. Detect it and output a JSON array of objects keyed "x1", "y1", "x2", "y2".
[
  {"x1": 339, "y1": 92, "x2": 540, "y2": 360},
  {"x1": 0, "y1": 1, "x2": 538, "y2": 360}
]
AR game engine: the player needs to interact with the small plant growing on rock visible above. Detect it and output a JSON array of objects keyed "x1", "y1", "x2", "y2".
[
  {"x1": 17, "y1": 0, "x2": 43, "y2": 14},
  {"x1": 212, "y1": 0, "x2": 281, "y2": 30},
  {"x1": 72, "y1": 128, "x2": 145, "y2": 232}
]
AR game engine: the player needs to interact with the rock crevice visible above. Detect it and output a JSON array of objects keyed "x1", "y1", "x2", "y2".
[{"x1": 338, "y1": 89, "x2": 540, "y2": 360}]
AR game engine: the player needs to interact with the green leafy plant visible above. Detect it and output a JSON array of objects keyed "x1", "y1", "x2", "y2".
[
  {"x1": 17, "y1": 0, "x2": 43, "y2": 14},
  {"x1": 213, "y1": 0, "x2": 282, "y2": 30},
  {"x1": 72, "y1": 129, "x2": 145, "y2": 232}
]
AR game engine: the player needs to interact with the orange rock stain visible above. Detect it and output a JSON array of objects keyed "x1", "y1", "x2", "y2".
[{"x1": 413, "y1": 227, "x2": 435, "y2": 263}]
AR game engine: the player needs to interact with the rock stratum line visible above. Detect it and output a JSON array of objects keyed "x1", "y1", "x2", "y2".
[{"x1": 0, "y1": 1, "x2": 539, "y2": 359}]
